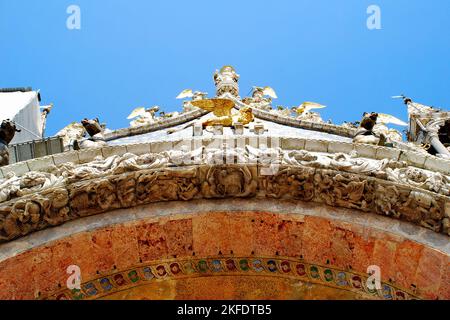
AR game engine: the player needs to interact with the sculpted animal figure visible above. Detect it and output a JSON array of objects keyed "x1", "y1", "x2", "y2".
[
  {"x1": 167, "y1": 99, "x2": 254, "y2": 134},
  {"x1": 81, "y1": 118, "x2": 103, "y2": 137},
  {"x1": 73, "y1": 118, "x2": 107, "y2": 150},
  {"x1": 0, "y1": 120, "x2": 21, "y2": 167},
  {"x1": 353, "y1": 112, "x2": 407, "y2": 146},
  {"x1": 195, "y1": 100, "x2": 254, "y2": 128},
  {"x1": 353, "y1": 112, "x2": 386, "y2": 146}
]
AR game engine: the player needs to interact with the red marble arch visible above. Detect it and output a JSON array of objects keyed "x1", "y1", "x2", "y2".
[{"x1": 0, "y1": 210, "x2": 448, "y2": 300}]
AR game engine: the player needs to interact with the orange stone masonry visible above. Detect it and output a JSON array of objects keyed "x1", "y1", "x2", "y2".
[{"x1": 0, "y1": 203, "x2": 448, "y2": 300}]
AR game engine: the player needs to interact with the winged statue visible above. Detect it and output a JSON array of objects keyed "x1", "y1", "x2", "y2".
[
  {"x1": 190, "y1": 99, "x2": 254, "y2": 127},
  {"x1": 176, "y1": 89, "x2": 208, "y2": 101},
  {"x1": 176, "y1": 89, "x2": 194, "y2": 100},
  {"x1": 353, "y1": 112, "x2": 408, "y2": 146},
  {"x1": 252, "y1": 86, "x2": 278, "y2": 99},
  {"x1": 127, "y1": 106, "x2": 160, "y2": 127},
  {"x1": 167, "y1": 98, "x2": 254, "y2": 134},
  {"x1": 376, "y1": 113, "x2": 408, "y2": 126},
  {"x1": 293, "y1": 102, "x2": 327, "y2": 115}
]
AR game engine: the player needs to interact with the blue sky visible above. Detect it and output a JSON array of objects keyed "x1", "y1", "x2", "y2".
[{"x1": 1, "y1": 0, "x2": 449, "y2": 136}]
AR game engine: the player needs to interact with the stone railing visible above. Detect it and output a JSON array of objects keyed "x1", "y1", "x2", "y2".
[{"x1": 8, "y1": 136, "x2": 64, "y2": 164}]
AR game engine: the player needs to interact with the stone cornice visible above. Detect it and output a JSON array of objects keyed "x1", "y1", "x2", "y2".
[
  {"x1": 1, "y1": 136, "x2": 449, "y2": 180},
  {"x1": 233, "y1": 100, "x2": 357, "y2": 138},
  {"x1": 100, "y1": 108, "x2": 210, "y2": 142}
]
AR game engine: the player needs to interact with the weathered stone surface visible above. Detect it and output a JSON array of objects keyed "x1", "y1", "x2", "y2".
[
  {"x1": 0, "y1": 199, "x2": 447, "y2": 300},
  {"x1": 0, "y1": 145, "x2": 448, "y2": 244}
]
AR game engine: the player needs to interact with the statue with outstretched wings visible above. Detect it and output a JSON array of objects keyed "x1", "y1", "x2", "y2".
[
  {"x1": 293, "y1": 102, "x2": 327, "y2": 115},
  {"x1": 176, "y1": 89, "x2": 194, "y2": 100},
  {"x1": 191, "y1": 98, "x2": 254, "y2": 127},
  {"x1": 376, "y1": 113, "x2": 408, "y2": 126}
]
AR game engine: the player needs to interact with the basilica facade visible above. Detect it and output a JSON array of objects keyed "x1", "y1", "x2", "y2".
[{"x1": 0, "y1": 67, "x2": 448, "y2": 300}]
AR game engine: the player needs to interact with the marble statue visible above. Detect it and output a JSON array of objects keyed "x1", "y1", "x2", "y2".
[
  {"x1": 292, "y1": 102, "x2": 326, "y2": 123},
  {"x1": 176, "y1": 89, "x2": 208, "y2": 112},
  {"x1": 241, "y1": 86, "x2": 277, "y2": 111},
  {"x1": 56, "y1": 122, "x2": 86, "y2": 149},
  {"x1": 127, "y1": 106, "x2": 160, "y2": 127}
]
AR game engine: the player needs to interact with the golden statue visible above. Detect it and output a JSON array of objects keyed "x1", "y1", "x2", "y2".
[
  {"x1": 167, "y1": 99, "x2": 254, "y2": 134},
  {"x1": 191, "y1": 98, "x2": 254, "y2": 127}
]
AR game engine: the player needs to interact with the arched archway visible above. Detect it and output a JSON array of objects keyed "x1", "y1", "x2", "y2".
[{"x1": 0, "y1": 199, "x2": 447, "y2": 300}]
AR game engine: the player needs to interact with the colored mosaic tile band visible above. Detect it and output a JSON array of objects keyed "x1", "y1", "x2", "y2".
[{"x1": 46, "y1": 256, "x2": 419, "y2": 300}]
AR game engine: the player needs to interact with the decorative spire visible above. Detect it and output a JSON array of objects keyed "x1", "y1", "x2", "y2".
[{"x1": 213, "y1": 65, "x2": 240, "y2": 98}]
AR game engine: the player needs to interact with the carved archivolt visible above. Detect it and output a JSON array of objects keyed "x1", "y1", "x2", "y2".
[{"x1": 0, "y1": 148, "x2": 449, "y2": 242}]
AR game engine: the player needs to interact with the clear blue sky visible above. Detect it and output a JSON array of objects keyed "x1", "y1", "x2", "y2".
[{"x1": 1, "y1": 0, "x2": 449, "y2": 136}]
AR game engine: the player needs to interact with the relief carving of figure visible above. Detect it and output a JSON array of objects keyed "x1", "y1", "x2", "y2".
[
  {"x1": 96, "y1": 179, "x2": 118, "y2": 211},
  {"x1": 136, "y1": 172, "x2": 158, "y2": 202},
  {"x1": 0, "y1": 171, "x2": 64, "y2": 203},
  {"x1": 283, "y1": 150, "x2": 407, "y2": 179},
  {"x1": 375, "y1": 185, "x2": 400, "y2": 216},
  {"x1": 396, "y1": 190, "x2": 443, "y2": 232},
  {"x1": 202, "y1": 166, "x2": 257, "y2": 198},
  {"x1": 262, "y1": 167, "x2": 314, "y2": 201},
  {"x1": 57, "y1": 153, "x2": 168, "y2": 183},
  {"x1": 3, "y1": 199, "x2": 42, "y2": 239},
  {"x1": 116, "y1": 176, "x2": 136, "y2": 207},
  {"x1": 136, "y1": 168, "x2": 199, "y2": 203},
  {"x1": 386, "y1": 167, "x2": 450, "y2": 196},
  {"x1": 314, "y1": 171, "x2": 372, "y2": 210},
  {"x1": 69, "y1": 182, "x2": 98, "y2": 216},
  {"x1": 41, "y1": 189, "x2": 69, "y2": 226},
  {"x1": 263, "y1": 171, "x2": 295, "y2": 199}
]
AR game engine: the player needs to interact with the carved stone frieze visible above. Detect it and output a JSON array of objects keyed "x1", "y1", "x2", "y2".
[
  {"x1": 201, "y1": 165, "x2": 258, "y2": 198},
  {"x1": 261, "y1": 167, "x2": 315, "y2": 201},
  {"x1": 0, "y1": 147, "x2": 449, "y2": 242}
]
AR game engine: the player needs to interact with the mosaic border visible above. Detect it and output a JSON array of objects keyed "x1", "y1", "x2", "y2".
[{"x1": 45, "y1": 256, "x2": 419, "y2": 300}]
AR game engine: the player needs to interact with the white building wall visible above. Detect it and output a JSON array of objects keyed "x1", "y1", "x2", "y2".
[{"x1": 0, "y1": 91, "x2": 43, "y2": 144}]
